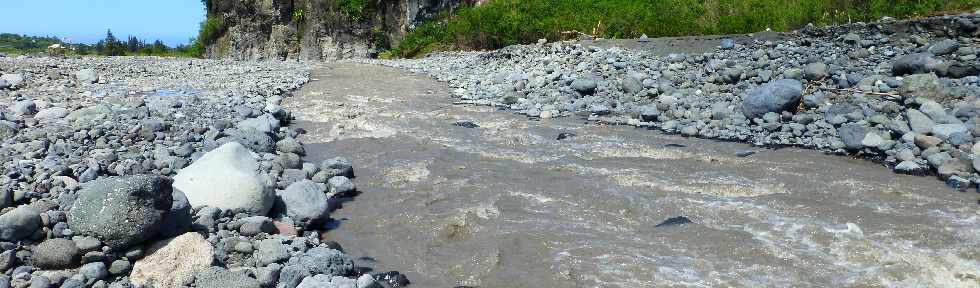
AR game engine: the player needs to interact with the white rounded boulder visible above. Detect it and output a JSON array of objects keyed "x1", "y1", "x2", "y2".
[{"x1": 173, "y1": 142, "x2": 274, "y2": 215}]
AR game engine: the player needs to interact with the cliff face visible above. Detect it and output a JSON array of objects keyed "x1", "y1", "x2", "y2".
[{"x1": 205, "y1": 0, "x2": 473, "y2": 60}]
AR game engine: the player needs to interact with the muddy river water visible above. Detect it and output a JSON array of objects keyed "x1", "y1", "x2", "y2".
[{"x1": 284, "y1": 63, "x2": 980, "y2": 288}]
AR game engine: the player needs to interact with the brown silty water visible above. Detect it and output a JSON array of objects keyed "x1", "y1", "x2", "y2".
[{"x1": 284, "y1": 62, "x2": 980, "y2": 288}]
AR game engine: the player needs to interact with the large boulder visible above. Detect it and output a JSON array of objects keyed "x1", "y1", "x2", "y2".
[
  {"x1": 12, "y1": 100, "x2": 36, "y2": 116},
  {"x1": 0, "y1": 74, "x2": 24, "y2": 89},
  {"x1": 255, "y1": 239, "x2": 290, "y2": 267},
  {"x1": 901, "y1": 73, "x2": 949, "y2": 102},
  {"x1": 158, "y1": 189, "x2": 192, "y2": 238},
  {"x1": 932, "y1": 124, "x2": 968, "y2": 140},
  {"x1": 237, "y1": 114, "x2": 280, "y2": 134},
  {"x1": 740, "y1": 79, "x2": 804, "y2": 120},
  {"x1": 275, "y1": 180, "x2": 330, "y2": 228},
  {"x1": 173, "y1": 142, "x2": 275, "y2": 215},
  {"x1": 67, "y1": 175, "x2": 173, "y2": 250},
  {"x1": 34, "y1": 107, "x2": 70, "y2": 120},
  {"x1": 906, "y1": 109, "x2": 935, "y2": 134},
  {"x1": 928, "y1": 39, "x2": 960, "y2": 56},
  {"x1": 837, "y1": 124, "x2": 869, "y2": 151},
  {"x1": 75, "y1": 69, "x2": 99, "y2": 84},
  {"x1": 803, "y1": 62, "x2": 828, "y2": 80},
  {"x1": 130, "y1": 233, "x2": 214, "y2": 288},
  {"x1": 33, "y1": 238, "x2": 81, "y2": 269},
  {"x1": 570, "y1": 77, "x2": 598, "y2": 95},
  {"x1": 65, "y1": 104, "x2": 113, "y2": 124},
  {"x1": 0, "y1": 205, "x2": 41, "y2": 241}
]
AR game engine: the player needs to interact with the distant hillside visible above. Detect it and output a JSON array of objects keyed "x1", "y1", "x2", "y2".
[
  {"x1": 0, "y1": 33, "x2": 64, "y2": 54},
  {"x1": 0, "y1": 32, "x2": 197, "y2": 57}
]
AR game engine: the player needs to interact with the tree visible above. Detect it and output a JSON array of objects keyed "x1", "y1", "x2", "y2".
[
  {"x1": 99, "y1": 29, "x2": 126, "y2": 56},
  {"x1": 127, "y1": 35, "x2": 144, "y2": 53},
  {"x1": 151, "y1": 40, "x2": 167, "y2": 54}
]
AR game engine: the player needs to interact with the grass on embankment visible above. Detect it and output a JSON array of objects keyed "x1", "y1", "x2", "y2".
[{"x1": 384, "y1": 0, "x2": 980, "y2": 58}]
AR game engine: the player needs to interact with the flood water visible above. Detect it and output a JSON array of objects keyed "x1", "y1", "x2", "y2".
[{"x1": 285, "y1": 63, "x2": 980, "y2": 288}]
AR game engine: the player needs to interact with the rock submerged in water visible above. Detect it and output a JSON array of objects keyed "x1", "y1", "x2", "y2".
[
  {"x1": 173, "y1": 142, "x2": 275, "y2": 215},
  {"x1": 67, "y1": 175, "x2": 173, "y2": 251},
  {"x1": 655, "y1": 216, "x2": 694, "y2": 227},
  {"x1": 740, "y1": 79, "x2": 804, "y2": 120}
]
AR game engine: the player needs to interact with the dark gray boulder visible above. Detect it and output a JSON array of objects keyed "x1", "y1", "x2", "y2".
[
  {"x1": 255, "y1": 239, "x2": 290, "y2": 267},
  {"x1": 803, "y1": 62, "x2": 828, "y2": 80},
  {"x1": 276, "y1": 180, "x2": 330, "y2": 228},
  {"x1": 620, "y1": 77, "x2": 642, "y2": 95},
  {"x1": 0, "y1": 205, "x2": 41, "y2": 241},
  {"x1": 321, "y1": 157, "x2": 354, "y2": 178},
  {"x1": 740, "y1": 79, "x2": 804, "y2": 120},
  {"x1": 570, "y1": 77, "x2": 598, "y2": 95},
  {"x1": 158, "y1": 189, "x2": 192, "y2": 238},
  {"x1": 219, "y1": 127, "x2": 275, "y2": 153},
  {"x1": 33, "y1": 238, "x2": 80, "y2": 269},
  {"x1": 79, "y1": 262, "x2": 108, "y2": 282},
  {"x1": 276, "y1": 137, "x2": 305, "y2": 155},
  {"x1": 283, "y1": 247, "x2": 353, "y2": 277},
  {"x1": 67, "y1": 175, "x2": 173, "y2": 251},
  {"x1": 892, "y1": 53, "x2": 938, "y2": 76},
  {"x1": 327, "y1": 176, "x2": 355, "y2": 196},
  {"x1": 837, "y1": 123, "x2": 868, "y2": 151},
  {"x1": 928, "y1": 39, "x2": 960, "y2": 56},
  {"x1": 195, "y1": 267, "x2": 262, "y2": 288}
]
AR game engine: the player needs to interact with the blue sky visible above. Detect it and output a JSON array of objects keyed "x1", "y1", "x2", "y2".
[{"x1": 1, "y1": 0, "x2": 206, "y2": 47}]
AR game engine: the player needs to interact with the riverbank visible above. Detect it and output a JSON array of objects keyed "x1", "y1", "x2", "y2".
[
  {"x1": 0, "y1": 56, "x2": 401, "y2": 288},
  {"x1": 375, "y1": 13, "x2": 980, "y2": 193}
]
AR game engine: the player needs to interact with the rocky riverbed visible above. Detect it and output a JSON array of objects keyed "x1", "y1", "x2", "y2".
[
  {"x1": 374, "y1": 13, "x2": 980, "y2": 192},
  {"x1": 0, "y1": 56, "x2": 404, "y2": 288}
]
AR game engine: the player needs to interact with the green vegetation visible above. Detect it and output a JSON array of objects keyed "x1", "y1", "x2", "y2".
[
  {"x1": 339, "y1": 0, "x2": 368, "y2": 22},
  {"x1": 192, "y1": 15, "x2": 226, "y2": 55},
  {"x1": 0, "y1": 34, "x2": 63, "y2": 54},
  {"x1": 293, "y1": 9, "x2": 306, "y2": 42},
  {"x1": 388, "y1": 0, "x2": 980, "y2": 58},
  {"x1": 371, "y1": 25, "x2": 391, "y2": 51},
  {"x1": 0, "y1": 31, "x2": 198, "y2": 57}
]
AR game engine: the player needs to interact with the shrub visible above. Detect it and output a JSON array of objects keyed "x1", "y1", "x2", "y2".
[
  {"x1": 339, "y1": 0, "x2": 367, "y2": 22},
  {"x1": 191, "y1": 15, "x2": 226, "y2": 57},
  {"x1": 389, "y1": 0, "x2": 980, "y2": 58}
]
